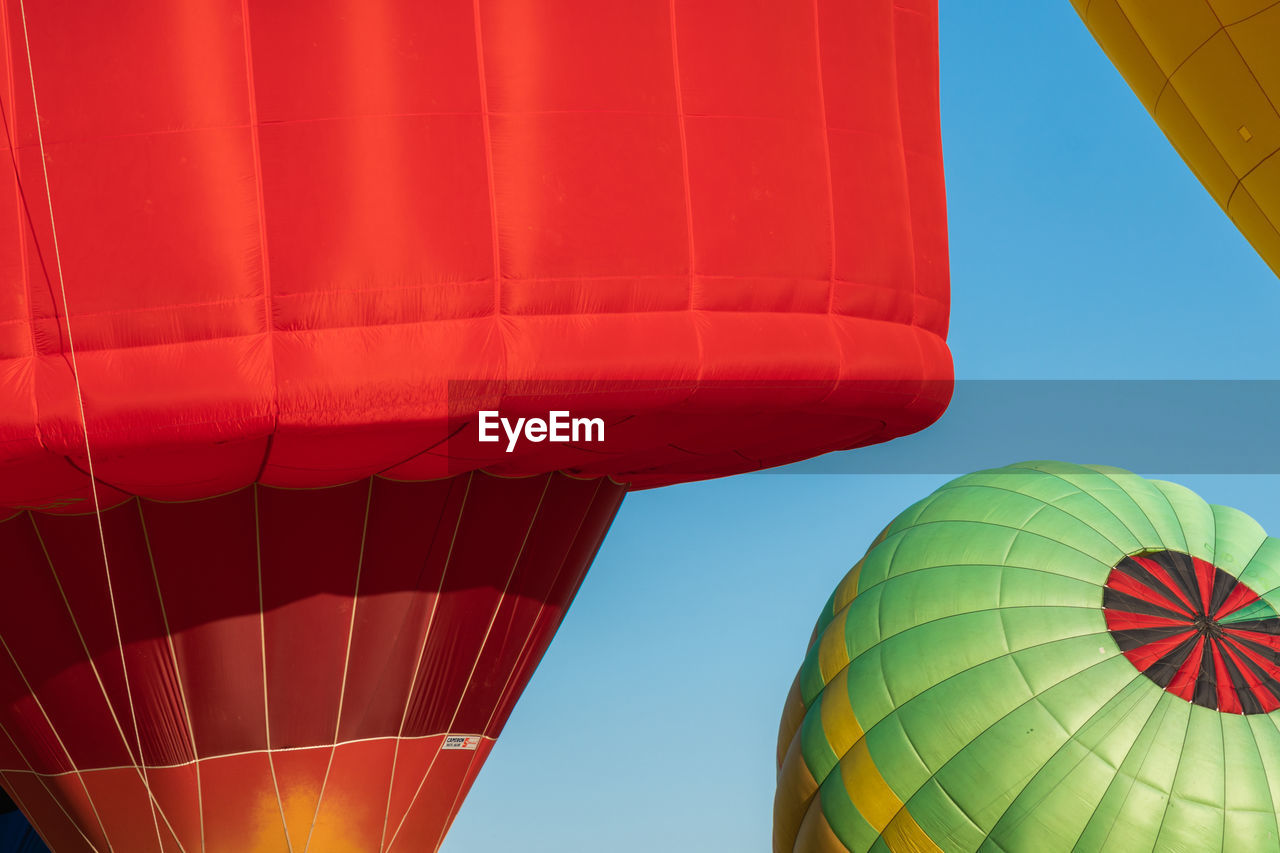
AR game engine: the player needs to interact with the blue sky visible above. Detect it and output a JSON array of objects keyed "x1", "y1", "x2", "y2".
[{"x1": 443, "y1": 4, "x2": 1280, "y2": 851}]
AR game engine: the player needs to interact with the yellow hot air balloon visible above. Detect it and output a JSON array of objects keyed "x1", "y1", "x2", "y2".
[{"x1": 1071, "y1": 1, "x2": 1280, "y2": 275}]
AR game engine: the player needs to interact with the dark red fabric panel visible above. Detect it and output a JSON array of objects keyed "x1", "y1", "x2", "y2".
[
  {"x1": 0, "y1": 473, "x2": 623, "y2": 849},
  {"x1": 335, "y1": 478, "x2": 461, "y2": 742},
  {"x1": 142, "y1": 491, "x2": 269, "y2": 758},
  {"x1": 0, "y1": 516, "x2": 133, "y2": 771},
  {"x1": 258, "y1": 481, "x2": 372, "y2": 749}
]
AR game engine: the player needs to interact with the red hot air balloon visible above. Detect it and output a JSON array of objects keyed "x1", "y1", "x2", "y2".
[{"x1": 0, "y1": 1, "x2": 950, "y2": 850}]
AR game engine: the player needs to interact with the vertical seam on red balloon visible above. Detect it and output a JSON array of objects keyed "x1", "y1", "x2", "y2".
[
  {"x1": 238, "y1": 0, "x2": 279, "y2": 484},
  {"x1": 809, "y1": 0, "x2": 846, "y2": 417},
  {"x1": 379, "y1": 471, "x2": 474, "y2": 853},
  {"x1": 0, "y1": 0, "x2": 56, "y2": 501},
  {"x1": 890, "y1": 2, "x2": 918, "y2": 330},
  {"x1": 15, "y1": 2, "x2": 179, "y2": 847},
  {"x1": 667, "y1": 0, "x2": 707, "y2": 398},
  {"x1": 137, "y1": 501, "x2": 207, "y2": 853},
  {"x1": 471, "y1": 0, "x2": 502, "y2": 313},
  {"x1": 253, "y1": 484, "x2": 294, "y2": 852},
  {"x1": 302, "y1": 478, "x2": 375, "y2": 853},
  {"x1": 667, "y1": 0, "x2": 696, "y2": 304},
  {"x1": 811, "y1": 0, "x2": 837, "y2": 313},
  {"x1": 0, "y1": 0, "x2": 36, "y2": 423}
]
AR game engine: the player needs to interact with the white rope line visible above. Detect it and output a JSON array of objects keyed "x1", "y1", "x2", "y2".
[
  {"x1": 137, "y1": 501, "x2": 207, "y2": 853},
  {"x1": 386, "y1": 475, "x2": 553, "y2": 851},
  {"x1": 302, "y1": 478, "x2": 375, "y2": 852},
  {"x1": 254, "y1": 484, "x2": 294, "y2": 852},
  {"x1": 427, "y1": 477, "x2": 607, "y2": 852},
  {"x1": 28, "y1": 519, "x2": 187, "y2": 850},
  {"x1": 0, "y1": 630, "x2": 107, "y2": 850},
  {"x1": 0, "y1": 732, "x2": 496, "y2": 779},
  {"x1": 378, "y1": 472, "x2": 475, "y2": 853},
  {"x1": 16, "y1": 3, "x2": 183, "y2": 849}
]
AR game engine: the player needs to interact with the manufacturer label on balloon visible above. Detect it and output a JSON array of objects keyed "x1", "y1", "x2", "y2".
[{"x1": 442, "y1": 735, "x2": 482, "y2": 750}]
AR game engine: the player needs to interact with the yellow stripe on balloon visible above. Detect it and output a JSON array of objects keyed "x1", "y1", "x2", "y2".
[
  {"x1": 817, "y1": 607, "x2": 852, "y2": 683},
  {"x1": 819, "y1": 668, "x2": 864, "y2": 761},
  {"x1": 882, "y1": 808, "x2": 944, "y2": 853},
  {"x1": 839, "y1": 737, "x2": 943, "y2": 852}
]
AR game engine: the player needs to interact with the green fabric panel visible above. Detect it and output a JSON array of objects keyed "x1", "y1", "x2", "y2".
[
  {"x1": 860, "y1": 518, "x2": 1109, "y2": 593},
  {"x1": 891, "y1": 656, "x2": 1036, "y2": 778},
  {"x1": 861, "y1": 711, "x2": 933, "y2": 807},
  {"x1": 905, "y1": 484, "x2": 1126, "y2": 569},
  {"x1": 800, "y1": 696, "x2": 841, "y2": 789},
  {"x1": 1001, "y1": 634, "x2": 1129, "y2": 700},
  {"x1": 817, "y1": 763, "x2": 881, "y2": 853},
  {"x1": 860, "y1": 642, "x2": 1135, "y2": 818},
  {"x1": 1210, "y1": 503, "x2": 1268, "y2": 578},
  {"x1": 842, "y1": 585, "x2": 887, "y2": 675},
  {"x1": 1246, "y1": 716, "x2": 1280, "y2": 825},
  {"x1": 875, "y1": 567, "x2": 1003, "y2": 638},
  {"x1": 942, "y1": 468, "x2": 1081, "y2": 503},
  {"x1": 1112, "y1": 693, "x2": 1192, "y2": 830},
  {"x1": 902, "y1": 776, "x2": 987, "y2": 853},
  {"x1": 867, "y1": 836, "x2": 891, "y2": 853},
  {"x1": 1094, "y1": 468, "x2": 1189, "y2": 554},
  {"x1": 846, "y1": 644, "x2": 896, "y2": 738},
  {"x1": 927, "y1": 697, "x2": 1071, "y2": 841},
  {"x1": 850, "y1": 531, "x2": 907, "y2": 596},
  {"x1": 1070, "y1": 690, "x2": 1183, "y2": 852},
  {"x1": 996, "y1": 607, "x2": 1109, "y2": 664},
  {"x1": 986, "y1": 674, "x2": 1159, "y2": 851},
  {"x1": 993, "y1": 569, "x2": 1104, "y2": 611},
  {"x1": 1150, "y1": 478, "x2": 1217, "y2": 564},
  {"x1": 1223, "y1": 712, "x2": 1280, "y2": 851},
  {"x1": 1002, "y1": 528, "x2": 1112, "y2": 587},
  {"x1": 1154, "y1": 706, "x2": 1226, "y2": 851},
  {"x1": 1069, "y1": 468, "x2": 1165, "y2": 548},
  {"x1": 989, "y1": 461, "x2": 1165, "y2": 552},
  {"x1": 877, "y1": 609, "x2": 1010, "y2": 710},
  {"x1": 798, "y1": 627, "x2": 828, "y2": 706},
  {"x1": 1236, "y1": 538, "x2": 1280, "y2": 607},
  {"x1": 882, "y1": 493, "x2": 940, "y2": 540}
]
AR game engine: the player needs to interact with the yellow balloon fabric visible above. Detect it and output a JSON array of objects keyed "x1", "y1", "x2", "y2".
[{"x1": 1072, "y1": 1, "x2": 1280, "y2": 276}]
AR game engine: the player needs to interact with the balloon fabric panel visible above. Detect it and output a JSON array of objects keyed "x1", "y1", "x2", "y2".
[{"x1": 1071, "y1": 0, "x2": 1280, "y2": 278}]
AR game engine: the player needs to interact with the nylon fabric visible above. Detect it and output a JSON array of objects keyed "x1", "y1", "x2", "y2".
[
  {"x1": 0, "y1": 473, "x2": 623, "y2": 851},
  {"x1": 776, "y1": 462, "x2": 1280, "y2": 852},
  {"x1": 0, "y1": 0, "x2": 951, "y2": 512},
  {"x1": 0, "y1": 1, "x2": 953, "y2": 848},
  {"x1": 1072, "y1": 0, "x2": 1280, "y2": 278}
]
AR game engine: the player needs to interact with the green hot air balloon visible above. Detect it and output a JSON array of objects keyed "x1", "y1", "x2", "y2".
[{"x1": 776, "y1": 461, "x2": 1280, "y2": 853}]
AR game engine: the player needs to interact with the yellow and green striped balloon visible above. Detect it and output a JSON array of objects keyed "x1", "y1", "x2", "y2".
[{"x1": 777, "y1": 461, "x2": 1280, "y2": 852}]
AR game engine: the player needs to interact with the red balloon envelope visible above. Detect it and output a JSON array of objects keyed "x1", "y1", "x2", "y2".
[{"x1": 0, "y1": 1, "x2": 950, "y2": 850}]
